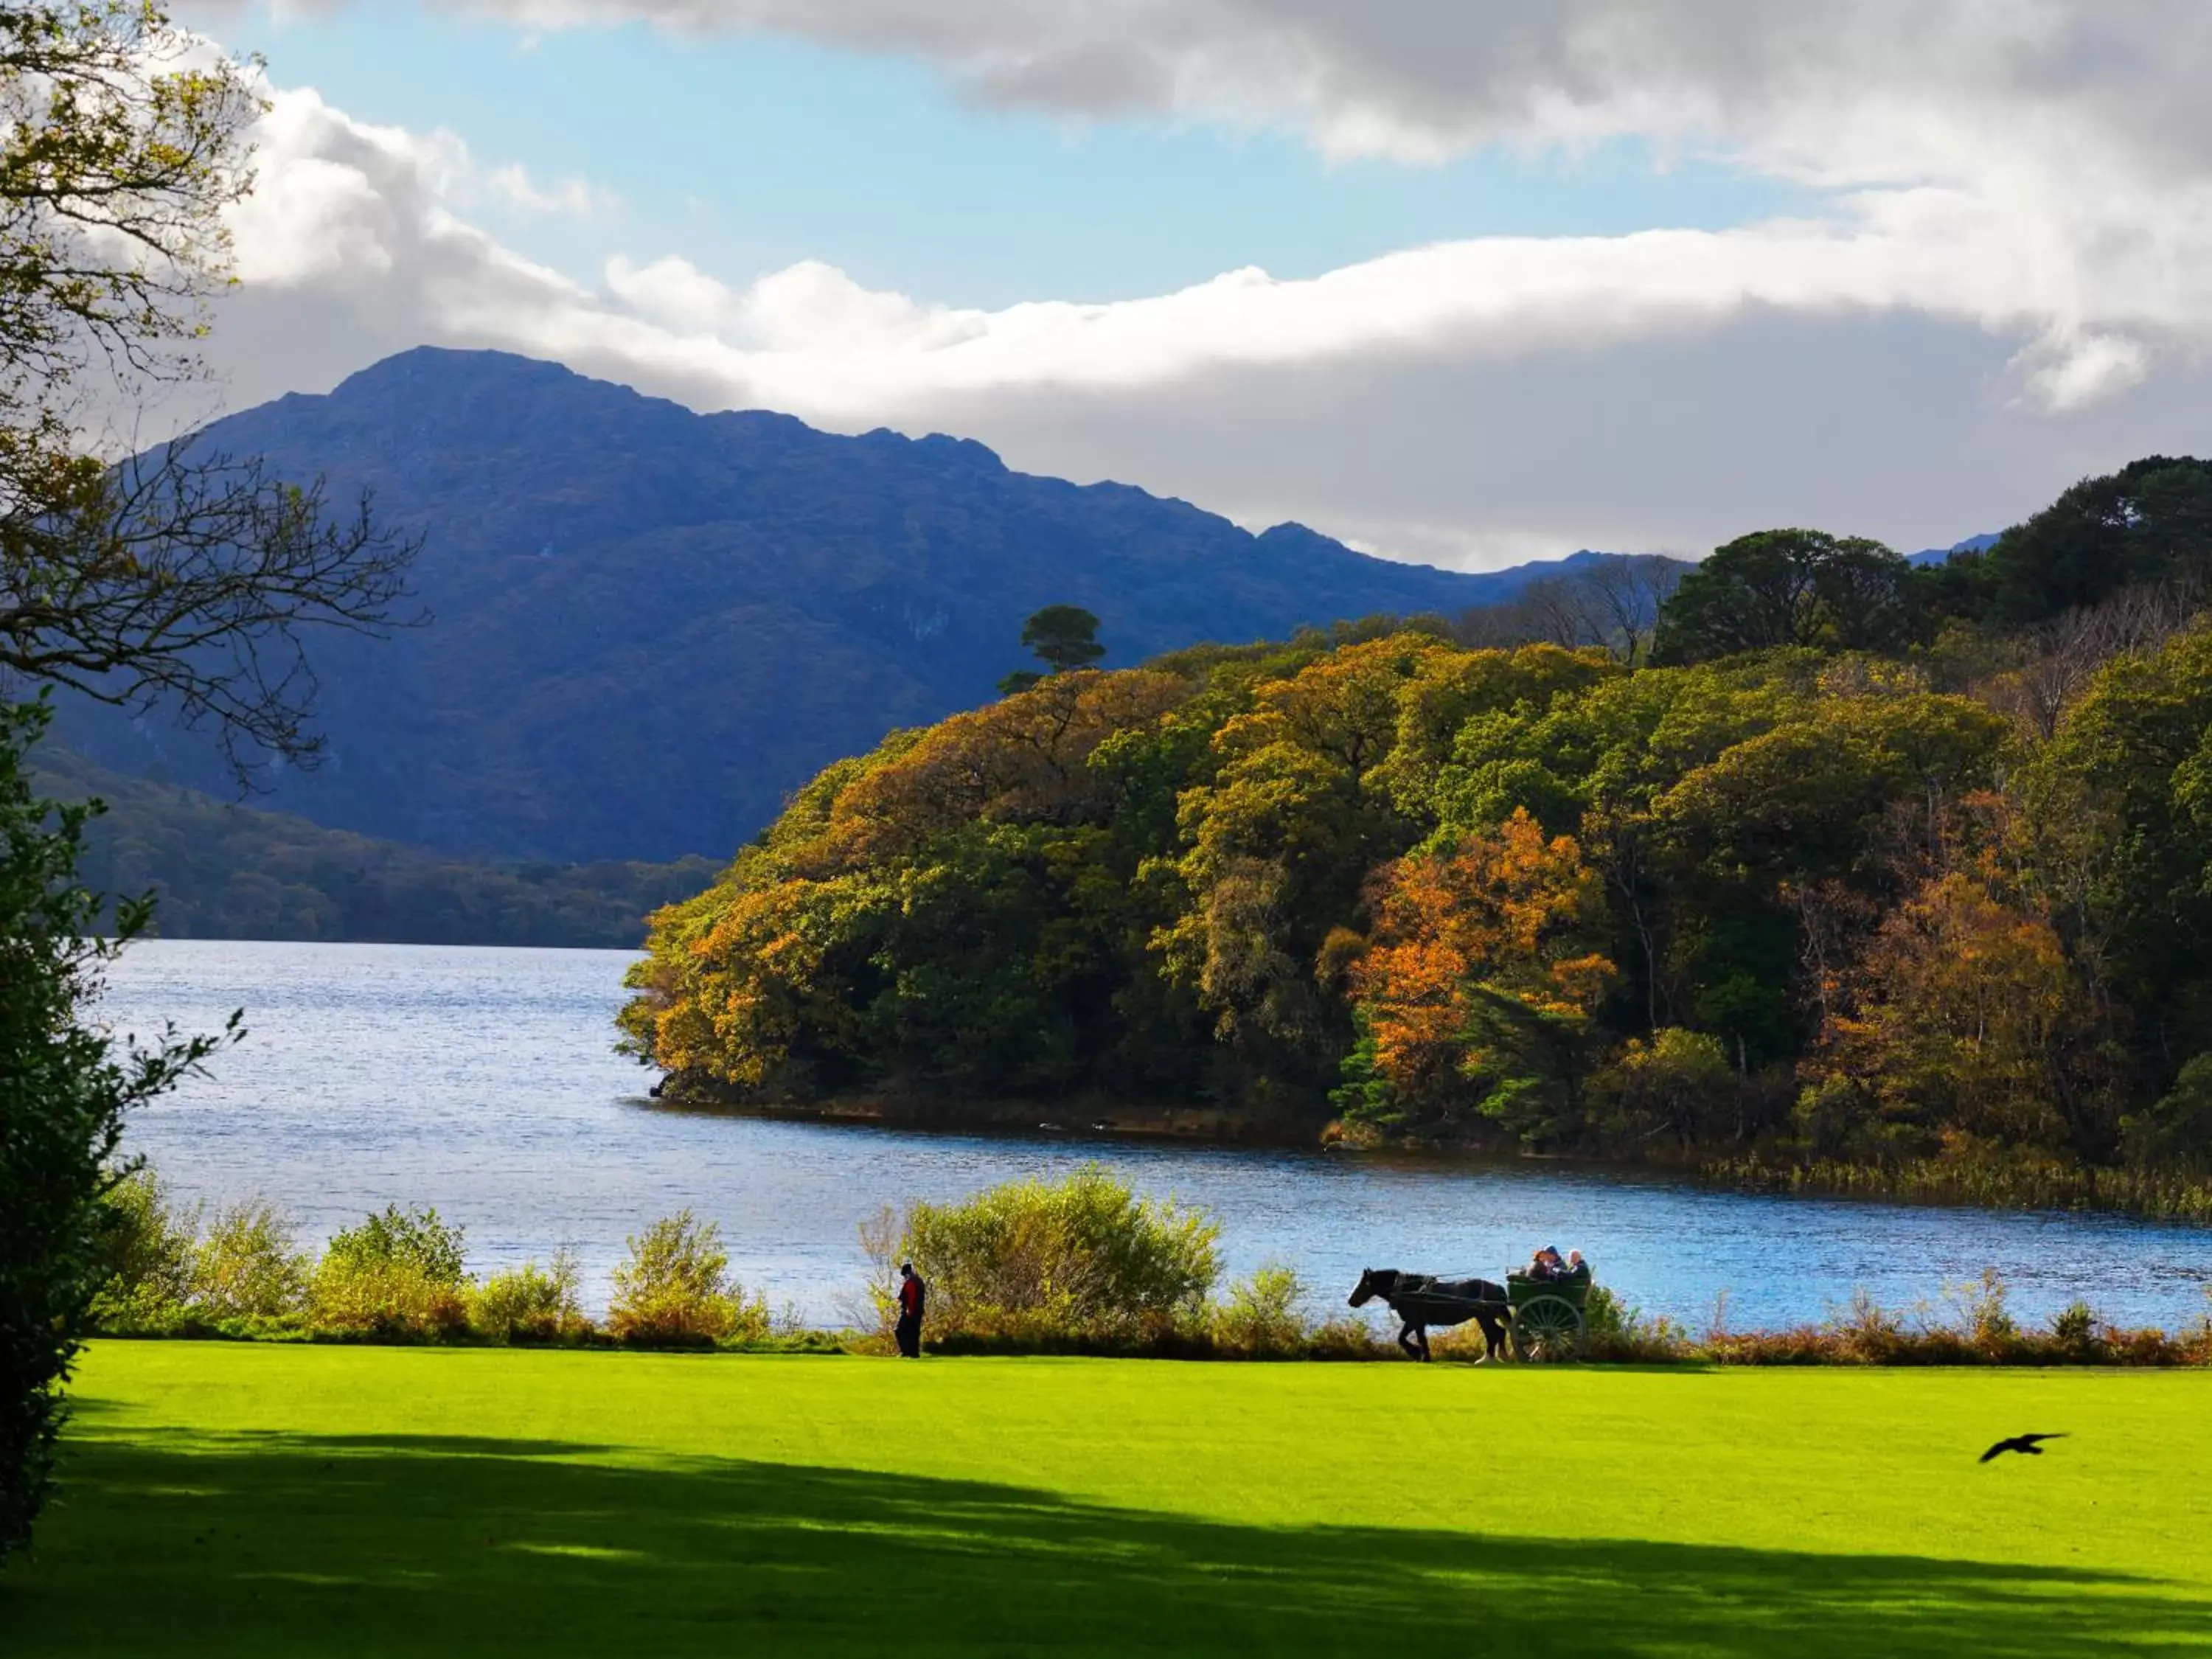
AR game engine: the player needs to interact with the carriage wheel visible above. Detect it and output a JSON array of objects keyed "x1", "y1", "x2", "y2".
[{"x1": 1511, "y1": 1295, "x2": 1585, "y2": 1362}]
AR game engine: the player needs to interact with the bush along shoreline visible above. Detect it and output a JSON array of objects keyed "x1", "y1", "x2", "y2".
[
  {"x1": 1705, "y1": 1152, "x2": 2212, "y2": 1225},
  {"x1": 89, "y1": 1166, "x2": 2212, "y2": 1367}
]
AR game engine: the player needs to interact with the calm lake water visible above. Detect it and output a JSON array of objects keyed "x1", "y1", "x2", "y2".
[{"x1": 100, "y1": 939, "x2": 2212, "y2": 1332}]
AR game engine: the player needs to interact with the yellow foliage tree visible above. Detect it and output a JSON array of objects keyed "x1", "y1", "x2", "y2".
[
  {"x1": 1798, "y1": 871, "x2": 2094, "y2": 1155},
  {"x1": 1341, "y1": 808, "x2": 1616, "y2": 1138}
]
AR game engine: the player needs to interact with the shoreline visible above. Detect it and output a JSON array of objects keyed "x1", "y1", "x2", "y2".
[
  {"x1": 639, "y1": 1087, "x2": 1326, "y2": 1148},
  {"x1": 643, "y1": 1081, "x2": 2212, "y2": 1228}
]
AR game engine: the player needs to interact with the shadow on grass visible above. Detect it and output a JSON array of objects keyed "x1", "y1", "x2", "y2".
[{"x1": 7, "y1": 1426, "x2": 2204, "y2": 1657}]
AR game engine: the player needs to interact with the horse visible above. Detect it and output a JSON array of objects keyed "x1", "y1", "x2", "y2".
[{"x1": 1349, "y1": 1267, "x2": 1509, "y2": 1362}]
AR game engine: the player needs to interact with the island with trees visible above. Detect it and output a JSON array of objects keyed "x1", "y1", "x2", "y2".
[{"x1": 624, "y1": 465, "x2": 2212, "y2": 1213}]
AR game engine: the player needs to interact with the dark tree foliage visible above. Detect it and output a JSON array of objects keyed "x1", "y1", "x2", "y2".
[
  {"x1": 1969, "y1": 456, "x2": 2212, "y2": 625},
  {"x1": 1023, "y1": 605, "x2": 1106, "y2": 673},
  {"x1": 1, "y1": 700, "x2": 232, "y2": 1559},
  {"x1": 1001, "y1": 604, "x2": 1106, "y2": 692},
  {"x1": 1652, "y1": 530, "x2": 1918, "y2": 665}
]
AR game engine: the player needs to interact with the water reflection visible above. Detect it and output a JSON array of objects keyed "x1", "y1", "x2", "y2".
[{"x1": 102, "y1": 940, "x2": 2212, "y2": 1329}]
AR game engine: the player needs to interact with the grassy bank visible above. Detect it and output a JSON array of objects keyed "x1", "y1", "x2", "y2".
[
  {"x1": 7, "y1": 1343, "x2": 2212, "y2": 1655},
  {"x1": 1707, "y1": 1155, "x2": 2212, "y2": 1226}
]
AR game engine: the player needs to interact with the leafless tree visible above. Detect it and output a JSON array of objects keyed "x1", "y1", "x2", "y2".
[
  {"x1": 1975, "y1": 577, "x2": 2205, "y2": 739},
  {"x1": 0, "y1": 3, "x2": 420, "y2": 778},
  {"x1": 2, "y1": 439, "x2": 421, "y2": 775},
  {"x1": 1453, "y1": 555, "x2": 1688, "y2": 665}
]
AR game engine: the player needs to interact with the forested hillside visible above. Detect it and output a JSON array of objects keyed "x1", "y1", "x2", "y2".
[
  {"x1": 54, "y1": 348, "x2": 1587, "y2": 864},
  {"x1": 623, "y1": 457, "x2": 2212, "y2": 1184},
  {"x1": 34, "y1": 748, "x2": 713, "y2": 948}
]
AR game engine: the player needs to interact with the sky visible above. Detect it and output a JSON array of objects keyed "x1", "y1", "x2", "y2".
[{"x1": 170, "y1": 1, "x2": 2212, "y2": 570}]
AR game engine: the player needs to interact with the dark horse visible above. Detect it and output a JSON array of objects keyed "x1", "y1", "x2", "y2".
[{"x1": 1349, "y1": 1267, "x2": 1509, "y2": 1362}]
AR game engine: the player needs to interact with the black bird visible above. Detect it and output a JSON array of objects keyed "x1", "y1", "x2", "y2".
[{"x1": 1980, "y1": 1433, "x2": 2067, "y2": 1463}]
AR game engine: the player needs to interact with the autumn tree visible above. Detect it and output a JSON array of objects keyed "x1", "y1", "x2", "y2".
[
  {"x1": 1795, "y1": 870, "x2": 2115, "y2": 1158},
  {"x1": 623, "y1": 598, "x2": 2212, "y2": 1187},
  {"x1": 813, "y1": 669, "x2": 1189, "y2": 869},
  {"x1": 1337, "y1": 808, "x2": 1616, "y2": 1144},
  {"x1": 1158, "y1": 636, "x2": 1453, "y2": 1096}
]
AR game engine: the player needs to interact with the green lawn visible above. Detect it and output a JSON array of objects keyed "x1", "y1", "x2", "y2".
[{"x1": 6, "y1": 1344, "x2": 2211, "y2": 1655}]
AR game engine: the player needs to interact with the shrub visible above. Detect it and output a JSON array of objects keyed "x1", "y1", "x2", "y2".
[
  {"x1": 188, "y1": 1201, "x2": 309, "y2": 1324},
  {"x1": 872, "y1": 1166, "x2": 1220, "y2": 1346},
  {"x1": 1950, "y1": 1269, "x2": 2020, "y2": 1356},
  {"x1": 1828, "y1": 1290, "x2": 1908, "y2": 1363},
  {"x1": 469, "y1": 1252, "x2": 587, "y2": 1343},
  {"x1": 2122, "y1": 1054, "x2": 2212, "y2": 1168},
  {"x1": 1594, "y1": 1029, "x2": 1741, "y2": 1150},
  {"x1": 310, "y1": 1206, "x2": 471, "y2": 1340},
  {"x1": 1579, "y1": 1284, "x2": 1691, "y2": 1363},
  {"x1": 606, "y1": 1211, "x2": 765, "y2": 1346},
  {"x1": 1213, "y1": 1263, "x2": 1307, "y2": 1357},
  {"x1": 88, "y1": 1169, "x2": 198, "y2": 1334},
  {"x1": 322, "y1": 1205, "x2": 467, "y2": 1283},
  {"x1": 2189, "y1": 1288, "x2": 2212, "y2": 1366}
]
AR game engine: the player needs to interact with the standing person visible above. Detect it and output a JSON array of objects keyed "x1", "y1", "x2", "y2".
[{"x1": 894, "y1": 1262, "x2": 927, "y2": 1358}]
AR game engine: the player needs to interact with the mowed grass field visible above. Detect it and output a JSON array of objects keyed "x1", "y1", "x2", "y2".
[{"x1": 6, "y1": 1344, "x2": 2211, "y2": 1656}]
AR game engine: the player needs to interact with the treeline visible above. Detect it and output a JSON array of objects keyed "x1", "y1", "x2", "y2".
[
  {"x1": 33, "y1": 745, "x2": 717, "y2": 949},
  {"x1": 622, "y1": 457, "x2": 2212, "y2": 1192}
]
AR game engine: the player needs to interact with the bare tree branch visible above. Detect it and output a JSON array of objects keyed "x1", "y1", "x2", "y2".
[{"x1": 0, "y1": 5, "x2": 420, "y2": 777}]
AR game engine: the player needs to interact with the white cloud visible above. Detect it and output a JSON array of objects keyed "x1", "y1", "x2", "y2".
[
  {"x1": 252, "y1": 2, "x2": 2212, "y2": 383},
  {"x1": 481, "y1": 161, "x2": 619, "y2": 220},
  {"x1": 171, "y1": 4, "x2": 2212, "y2": 566}
]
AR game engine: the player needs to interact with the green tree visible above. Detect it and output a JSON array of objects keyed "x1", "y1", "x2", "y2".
[
  {"x1": 1, "y1": 700, "x2": 234, "y2": 1558},
  {"x1": 999, "y1": 605, "x2": 1105, "y2": 693},
  {"x1": 1653, "y1": 530, "x2": 1918, "y2": 665},
  {"x1": 0, "y1": 2, "x2": 412, "y2": 1559},
  {"x1": 1973, "y1": 456, "x2": 2212, "y2": 625}
]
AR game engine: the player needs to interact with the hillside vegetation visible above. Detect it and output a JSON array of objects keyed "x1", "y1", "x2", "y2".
[
  {"x1": 32, "y1": 746, "x2": 712, "y2": 948},
  {"x1": 625, "y1": 457, "x2": 2212, "y2": 1191}
]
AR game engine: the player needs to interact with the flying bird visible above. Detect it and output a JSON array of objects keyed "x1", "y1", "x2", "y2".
[{"x1": 1980, "y1": 1433, "x2": 2067, "y2": 1463}]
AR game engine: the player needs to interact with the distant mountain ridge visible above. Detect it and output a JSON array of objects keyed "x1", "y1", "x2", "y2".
[
  {"x1": 32, "y1": 744, "x2": 714, "y2": 947},
  {"x1": 1908, "y1": 533, "x2": 2001, "y2": 567},
  {"x1": 55, "y1": 348, "x2": 1615, "y2": 863}
]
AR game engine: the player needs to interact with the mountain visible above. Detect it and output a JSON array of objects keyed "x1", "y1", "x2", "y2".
[
  {"x1": 56, "y1": 348, "x2": 1585, "y2": 864},
  {"x1": 32, "y1": 744, "x2": 717, "y2": 948},
  {"x1": 1907, "y1": 532, "x2": 2000, "y2": 566}
]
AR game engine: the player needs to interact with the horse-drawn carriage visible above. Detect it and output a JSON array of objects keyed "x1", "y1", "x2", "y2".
[{"x1": 1349, "y1": 1265, "x2": 1593, "y2": 1361}]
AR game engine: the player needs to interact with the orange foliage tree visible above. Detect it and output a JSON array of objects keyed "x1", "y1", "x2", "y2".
[
  {"x1": 1337, "y1": 808, "x2": 1617, "y2": 1142},
  {"x1": 1795, "y1": 869, "x2": 2111, "y2": 1158}
]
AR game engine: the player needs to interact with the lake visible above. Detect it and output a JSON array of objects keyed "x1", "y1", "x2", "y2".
[{"x1": 100, "y1": 939, "x2": 2212, "y2": 1332}]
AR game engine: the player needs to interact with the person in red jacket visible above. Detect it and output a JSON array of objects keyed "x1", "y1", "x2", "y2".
[{"x1": 894, "y1": 1262, "x2": 927, "y2": 1358}]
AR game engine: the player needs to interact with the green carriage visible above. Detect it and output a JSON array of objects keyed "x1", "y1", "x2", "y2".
[{"x1": 1502, "y1": 1267, "x2": 1591, "y2": 1361}]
